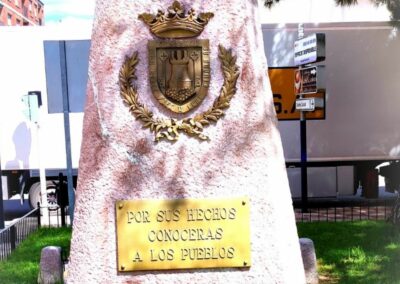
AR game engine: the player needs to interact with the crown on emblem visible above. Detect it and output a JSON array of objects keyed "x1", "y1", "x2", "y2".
[{"x1": 138, "y1": 1, "x2": 214, "y2": 39}]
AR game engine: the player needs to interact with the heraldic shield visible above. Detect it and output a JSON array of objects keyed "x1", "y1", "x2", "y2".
[{"x1": 148, "y1": 39, "x2": 210, "y2": 113}]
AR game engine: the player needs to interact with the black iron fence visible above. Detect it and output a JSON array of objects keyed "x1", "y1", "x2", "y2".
[
  {"x1": 1, "y1": 193, "x2": 398, "y2": 260},
  {"x1": 38, "y1": 203, "x2": 71, "y2": 228},
  {"x1": 294, "y1": 198, "x2": 396, "y2": 222},
  {"x1": 0, "y1": 175, "x2": 71, "y2": 261},
  {"x1": 0, "y1": 207, "x2": 40, "y2": 261},
  {"x1": 0, "y1": 203, "x2": 70, "y2": 261}
]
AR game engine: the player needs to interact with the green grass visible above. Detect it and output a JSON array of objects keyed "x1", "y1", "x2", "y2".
[
  {"x1": 297, "y1": 221, "x2": 400, "y2": 284},
  {"x1": 0, "y1": 227, "x2": 72, "y2": 284},
  {"x1": 1, "y1": 222, "x2": 399, "y2": 283}
]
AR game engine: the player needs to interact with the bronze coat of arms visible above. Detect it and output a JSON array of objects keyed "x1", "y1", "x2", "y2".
[
  {"x1": 119, "y1": 1, "x2": 240, "y2": 142},
  {"x1": 148, "y1": 39, "x2": 210, "y2": 113}
]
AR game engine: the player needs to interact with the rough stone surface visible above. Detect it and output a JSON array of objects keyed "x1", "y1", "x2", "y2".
[
  {"x1": 38, "y1": 246, "x2": 63, "y2": 284},
  {"x1": 68, "y1": 0, "x2": 306, "y2": 283},
  {"x1": 300, "y1": 238, "x2": 319, "y2": 284}
]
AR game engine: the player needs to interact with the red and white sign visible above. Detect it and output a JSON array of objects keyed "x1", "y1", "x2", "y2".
[{"x1": 294, "y1": 66, "x2": 325, "y2": 95}]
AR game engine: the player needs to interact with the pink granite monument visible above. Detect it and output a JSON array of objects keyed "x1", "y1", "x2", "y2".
[{"x1": 68, "y1": 0, "x2": 306, "y2": 283}]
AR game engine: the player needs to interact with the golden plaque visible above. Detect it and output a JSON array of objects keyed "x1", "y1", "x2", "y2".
[
  {"x1": 119, "y1": 1, "x2": 240, "y2": 141},
  {"x1": 115, "y1": 197, "x2": 251, "y2": 272}
]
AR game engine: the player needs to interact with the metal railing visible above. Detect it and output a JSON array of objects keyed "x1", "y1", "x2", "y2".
[
  {"x1": 0, "y1": 202, "x2": 70, "y2": 261},
  {"x1": 0, "y1": 207, "x2": 40, "y2": 261},
  {"x1": 294, "y1": 199, "x2": 396, "y2": 222},
  {"x1": 38, "y1": 203, "x2": 70, "y2": 228}
]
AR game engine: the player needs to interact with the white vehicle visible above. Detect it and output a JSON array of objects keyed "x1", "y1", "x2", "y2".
[
  {"x1": 0, "y1": 26, "x2": 91, "y2": 208},
  {"x1": 1, "y1": 22, "x2": 399, "y2": 206},
  {"x1": 263, "y1": 21, "x2": 400, "y2": 198}
]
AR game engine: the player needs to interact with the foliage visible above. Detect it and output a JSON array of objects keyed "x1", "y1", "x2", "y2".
[
  {"x1": 0, "y1": 227, "x2": 72, "y2": 284},
  {"x1": 264, "y1": 0, "x2": 280, "y2": 8},
  {"x1": 263, "y1": 0, "x2": 400, "y2": 22},
  {"x1": 372, "y1": 0, "x2": 400, "y2": 22},
  {"x1": 264, "y1": 0, "x2": 358, "y2": 8},
  {"x1": 335, "y1": 0, "x2": 359, "y2": 6},
  {"x1": 298, "y1": 221, "x2": 400, "y2": 284}
]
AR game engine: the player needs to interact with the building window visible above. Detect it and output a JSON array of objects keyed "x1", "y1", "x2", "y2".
[
  {"x1": 15, "y1": 0, "x2": 19, "y2": 7},
  {"x1": 34, "y1": 3, "x2": 37, "y2": 16},
  {"x1": 16, "y1": 19, "x2": 21, "y2": 25},
  {"x1": 29, "y1": 0, "x2": 32, "y2": 11},
  {"x1": 7, "y1": 14, "x2": 12, "y2": 25}
]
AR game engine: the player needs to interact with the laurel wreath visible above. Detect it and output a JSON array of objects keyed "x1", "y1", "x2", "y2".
[{"x1": 119, "y1": 45, "x2": 240, "y2": 142}]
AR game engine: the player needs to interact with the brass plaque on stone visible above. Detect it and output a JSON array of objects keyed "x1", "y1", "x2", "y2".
[{"x1": 115, "y1": 197, "x2": 251, "y2": 271}]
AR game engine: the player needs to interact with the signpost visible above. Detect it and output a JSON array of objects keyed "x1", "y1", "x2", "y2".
[
  {"x1": 294, "y1": 33, "x2": 325, "y2": 66},
  {"x1": 294, "y1": 27, "x2": 326, "y2": 213},
  {"x1": 295, "y1": 99, "x2": 314, "y2": 111},
  {"x1": 59, "y1": 41, "x2": 75, "y2": 224},
  {"x1": 295, "y1": 66, "x2": 325, "y2": 94},
  {"x1": 269, "y1": 67, "x2": 325, "y2": 120}
]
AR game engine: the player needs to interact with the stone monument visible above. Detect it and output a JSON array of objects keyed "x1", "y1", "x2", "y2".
[{"x1": 68, "y1": 0, "x2": 306, "y2": 283}]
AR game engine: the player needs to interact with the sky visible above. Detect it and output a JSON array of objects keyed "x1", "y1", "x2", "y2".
[{"x1": 41, "y1": 0, "x2": 95, "y2": 27}]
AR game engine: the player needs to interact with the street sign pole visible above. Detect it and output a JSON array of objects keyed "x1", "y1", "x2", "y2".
[
  {"x1": 300, "y1": 111, "x2": 308, "y2": 213},
  {"x1": 59, "y1": 41, "x2": 75, "y2": 224},
  {"x1": 297, "y1": 23, "x2": 308, "y2": 213},
  {"x1": 291, "y1": 27, "x2": 325, "y2": 213}
]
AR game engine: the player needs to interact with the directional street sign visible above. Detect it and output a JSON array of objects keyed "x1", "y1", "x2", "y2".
[
  {"x1": 294, "y1": 33, "x2": 325, "y2": 66},
  {"x1": 295, "y1": 65, "x2": 325, "y2": 95},
  {"x1": 268, "y1": 67, "x2": 325, "y2": 120},
  {"x1": 296, "y1": 98, "x2": 315, "y2": 111},
  {"x1": 295, "y1": 97, "x2": 324, "y2": 112},
  {"x1": 293, "y1": 32, "x2": 326, "y2": 214}
]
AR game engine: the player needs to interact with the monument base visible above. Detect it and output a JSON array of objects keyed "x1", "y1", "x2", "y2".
[{"x1": 68, "y1": 1, "x2": 306, "y2": 283}]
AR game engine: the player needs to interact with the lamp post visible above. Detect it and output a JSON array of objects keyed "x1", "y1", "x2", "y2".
[
  {"x1": 0, "y1": 157, "x2": 5, "y2": 229},
  {"x1": 23, "y1": 91, "x2": 49, "y2": 223}
]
